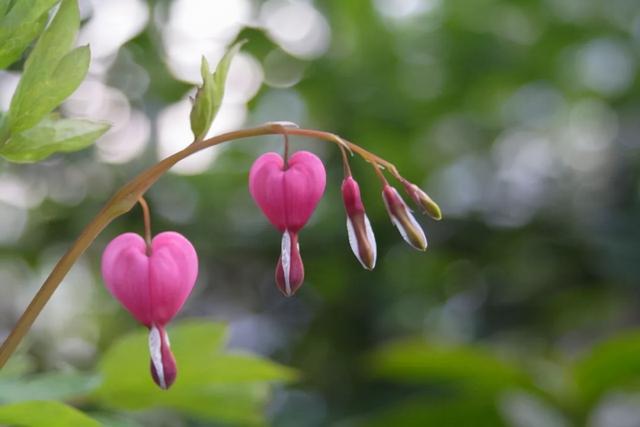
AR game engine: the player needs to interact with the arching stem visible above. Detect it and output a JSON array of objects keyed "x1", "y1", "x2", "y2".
[{"x1": 0, "y1": 123, "x2": 396, "y2": 368}]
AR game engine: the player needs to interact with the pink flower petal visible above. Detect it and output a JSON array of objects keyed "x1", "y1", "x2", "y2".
[
  {"x1": 101, "y1": 231, "x2": 198, "y2": 327},
  {"x1": 249, "y1": 151, "x2": 326, "y2": 232}
]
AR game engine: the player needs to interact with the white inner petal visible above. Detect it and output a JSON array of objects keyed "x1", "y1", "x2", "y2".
[
  {"x1": 149, "y1": 325, "x2": 166, "y2": 389},
  {"x1": 364, "y1": 214, "x2": 377, "y2": 268},
  {"x1": 346, "y1": 217, "x2": 362, "y2": 266},
  {"x1": 281, "y1": 231, "x2": 291, "y2": 295},
  {"x1": 384, "y1": 189, "x2": 427, "y2": 250}
]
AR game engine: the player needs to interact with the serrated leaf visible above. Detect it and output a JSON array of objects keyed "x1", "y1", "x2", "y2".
[
  {"x1": 0, "y1": 117, "x2": 109, "y2": 162},
  {"x1": 189, "y1": 40, "x2": 246, "y2": 141},
  {"x1": 0, "y1": 0, "x2": 58, "y2": 69},
  {"x1": 7, "y1": 0, "x2": 88, "y2": 133},
  {"x1": 0, "y1": 400, "x2": 100, "y2": 427},
  {"x1": 0, "y1": 372, "x2": 100, "y2": 403},
  {"x1": 93, "y1": 319, "x2": 297, "y2": 424}
]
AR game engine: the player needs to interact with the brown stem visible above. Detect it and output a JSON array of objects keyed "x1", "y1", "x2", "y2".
[
  {"x1": 339, "y1": 145, "x2": 352, "y2": 177},
  {"x1": 138, "y1": 197, "x2": 152, "y2": 254},
  {"x1": 0, "y1": 125, "x2": 274, "y2": 368},
  {"x1": 0, "y1": 124, "x2": 396, "y2": 368},
  {"x1": 282, "y1": 132, "x2": 290, "y2": 168}
]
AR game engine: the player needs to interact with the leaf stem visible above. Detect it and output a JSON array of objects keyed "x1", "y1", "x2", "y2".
[{"x1": 0, "y1": 123, "x2": 396, "y2": 368}]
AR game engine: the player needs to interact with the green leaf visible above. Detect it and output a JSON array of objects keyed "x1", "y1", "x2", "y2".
[
  {"x1": 0, "y1": 17, "x2": 47, "y2": 69},
  {"x1": 0, "y1": 0, "x2": 58, "y2": 69},
  {"x1": 93, "y1": 319, "x2": 297, "y2": 424},
  {"x1": 189, "y1": 40, "x2": 245, "y2": 141},
  {"x1": 347, "y1": 395, "x2": 507, "y2": 427},
  {"x1": 574, "y1": 331, "x2": 640, "y2": 407},
  {"x1": 88, "y1": 413, "x2": 144, "y2": 427},
  {"x1": 0, "y1": 400, "x2": 100, "y2": 427},
  {"x1": 367, "y1": 339, "x2": 531, "y2": 394},
  {"x1": 7, "y1": 0, "x2": 88, "y2": 133},
  {"x1": 0, "y1": 372, "x2": 100, "y2": 403},
  {"x1": 0, "y1": 117, "x2": 109, "y2": 162},
  {"x1": 0, "y1": 0, "x2": 10, "y2": 17}
]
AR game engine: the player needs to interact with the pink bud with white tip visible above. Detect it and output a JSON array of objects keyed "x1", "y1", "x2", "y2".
[
  {"x1": 341, "y1": 176, "x2": 376, "y2": 270},
  {"x1": 382, "y1": 185, "x2": 428, "y2": 251}
]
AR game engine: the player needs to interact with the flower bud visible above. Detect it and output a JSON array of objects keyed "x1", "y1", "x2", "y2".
[
  {"x1": 341, "y1": 176, "x2": 376, "y2": 270},
  {"x1": 402, "y1": 181, "x2": 442, "y2": 220},
  {"x1": 382, "y1": 185, "x2": 428, "y2": 251},
  {"x1": 275, "y1": 231, "x2": 304, "y2": 296}
]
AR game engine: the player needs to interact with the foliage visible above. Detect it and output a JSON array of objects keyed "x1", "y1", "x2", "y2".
[
  {"x1": 190, "y1": 41, "x2": 245, "y2": 142},
  {"x1": 0, "y1": 320, "x2": 296, "y2": 426},
  {"x1": 0, "y1": 0, "x2": 108, "y2": 162},
  {"x1": 2, "y1": 0, "x2": 640, "y2": 426}
]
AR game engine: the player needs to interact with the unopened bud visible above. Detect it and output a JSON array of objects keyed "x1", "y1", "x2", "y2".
[
  {"x1": 149, "y1": 325, "x2": 177, "y2": 390},
  {"x1": 341, "y1": 177, "x2": 377, "y2": 270},
  {"x1": 382, "y1": 185, "x2": 428, "y2": 251},
  {"x1": 402, "y1": 181, "x2": 442, "y2": 220},
  {"x1": 275, "y1": 230, "x2": 305, "y2": 296}
]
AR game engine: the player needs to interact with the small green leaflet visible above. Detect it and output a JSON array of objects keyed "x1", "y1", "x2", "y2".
[
  {"x1": 0, "y1": 0, "x2": 110, "y2": 163},
  {"x1": 0, "y1": 117, "x2": 109, "y2": 163},
  {"x1": 0, "y1": 0, "x2": 58, "y2": 69},
  {"x1": 6, "y1": 0, "x2": 90, "y2": 133},
  {"x1": 189, "y1": 40, "x2": 246, "y2": 141}
]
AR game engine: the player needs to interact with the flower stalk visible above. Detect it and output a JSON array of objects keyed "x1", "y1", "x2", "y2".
[{"x1": 0, "y1": 123, "x2": 436, "y2": 368}]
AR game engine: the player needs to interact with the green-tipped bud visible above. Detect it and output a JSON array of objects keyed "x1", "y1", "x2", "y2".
[{"x1": 402, "y1": 181, "x2": 442, "y2": 220}]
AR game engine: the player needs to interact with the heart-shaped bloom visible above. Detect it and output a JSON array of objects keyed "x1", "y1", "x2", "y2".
[
  {"x1": 342, "y1": 176, "x2": 376, "y2": 270},
  {"x1": 101, "y1": 231, "x2": 198, "y2": 389},
  {"x1": 249, "y1": 151, "x2": 326, "y2": 296}
]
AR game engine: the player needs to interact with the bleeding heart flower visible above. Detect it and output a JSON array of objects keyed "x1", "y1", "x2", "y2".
[
  {"x1": 342, "y1": 176, "x2": 376, "y2": 270},
  {"x1": 101, "y1": 231, "x2": 198, "y2": 389},
  {"x1": 249, "y1": 151, "x2": 326, "y2": 296}
]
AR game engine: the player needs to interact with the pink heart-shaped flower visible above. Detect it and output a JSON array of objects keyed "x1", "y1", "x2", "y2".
[
  {"x1": 249, "y1": 151, "x2": 326, "y2": 233},
  {"x1": 249, "y1": 151, "x2": 326, "y2": 296},
  {"x1": 101, "y1": 231, "x2": 198, "y2": 389},
  {"x1": 101, "y1": 231, "x2": 198, "y2": 327}
]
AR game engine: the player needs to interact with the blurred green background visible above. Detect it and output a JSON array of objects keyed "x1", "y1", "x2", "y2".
[{"x1": 2, "y1": 0, "x2": 640, "y2": 425}]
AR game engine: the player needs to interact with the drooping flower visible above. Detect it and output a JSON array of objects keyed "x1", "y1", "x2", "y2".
[
  {"x1": 382, "y1": 184, "x2": 428, "y2": 251},
  {"x1": 249, "y1": 151, "x2": 326, "y2": 296},
  {"x1": 101, "y1": 231, "x2": 198, "y2": 389},
  {"x1": 341, "y1": 176, "x2": 376, "y2": 270}
]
